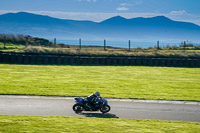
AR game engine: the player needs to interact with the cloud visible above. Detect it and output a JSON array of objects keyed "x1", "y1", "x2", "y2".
[
  {"x1": 120, "y1": 3, "x2": 133, "y2": 6},
  {"x1": 170, "y1": 10, "x2": 187, "y2": 15},
  {"x1": 87, "y1": 0, "x2": 96, "y2": 2},
  {"x1": 117, "y1": 3, "x2": 132, "y2": 11},
  {"x1": 116, "y1": 7, "x2": 129, "y2": 11},
  {"x1": 78, "y1": 0, "x2": 97, "y2": 2},
  {"x1": 117, "y1": 1, "x2": 142, "y2": 11},
  {"x1": 135, "y1": 1, "x2": 143, "y2": 5}
]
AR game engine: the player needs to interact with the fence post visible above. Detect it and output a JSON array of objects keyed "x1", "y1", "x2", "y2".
[
  {"x1": 104, "y1": 39, "x2": 106, "y2": 51},
  {"x1": 79, "y1": 38, "x2": 81, "y2": 50},
  {"x1": 25, "y1": 36, "x2": 28, "y2": 47},
  {"x1": 183, "y1": 41, "x2": 186, "y2": 52},
  {"x1": 54, "y1": 38, "x2": 56, "y2": 47},
  {"x1": 128, "y1": 40, "x2": 131, "y2": 51},
  {"x1": 3, "y1": 35, "x2": 6, "y2": 49},
  {"x1": 157, "y1": 41, "x2": 160, "y2": 50}
]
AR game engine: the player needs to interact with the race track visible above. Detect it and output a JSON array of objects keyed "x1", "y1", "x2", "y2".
[{"x1": 0, "y1": 95, "x2": 200, "y2": 122}]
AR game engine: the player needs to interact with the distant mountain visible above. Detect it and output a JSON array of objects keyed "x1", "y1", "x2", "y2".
[{"x1": 0, "y1": 12, "x2": 200, "y2": 42}]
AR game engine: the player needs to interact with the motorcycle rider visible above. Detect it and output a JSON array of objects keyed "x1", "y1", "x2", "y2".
[{"x1": 84, "y1": 92, "x2": 100, "y2": 110}]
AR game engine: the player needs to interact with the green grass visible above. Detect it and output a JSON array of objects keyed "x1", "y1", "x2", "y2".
[
  {"x1": 0, "y1": 115, "x2": 199, "y2": 133},
  {"x1": 23, "y1": 45, "x2": 200, "y2": 58},
  {"x1": 1, "y1": 42, "x2": 200, "y2": 58},
  {"x1": 0, "y1": 42, "x2": 25, "y2": 52},
  {"x1": 0, "y1": 64, "x2": 200, "y2": 101}
]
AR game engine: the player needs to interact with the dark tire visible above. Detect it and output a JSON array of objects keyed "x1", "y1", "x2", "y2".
[
  {"x1": 73, "y1": 103, "x2": 83, "y2": 114},
  {"x1": 100, "y1": 105, "x2": 110, "y2": 113}
]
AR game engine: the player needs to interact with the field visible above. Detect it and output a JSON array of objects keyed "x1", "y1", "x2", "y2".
[
  {"x1": 0, "y1": 115, "x2": 199, "y2": 133},
  {"x1": 0, "y1": 64, "x2": 200, "y2": 101}
]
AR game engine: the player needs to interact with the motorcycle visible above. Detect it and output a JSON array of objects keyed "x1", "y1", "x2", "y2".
[{"x1": 72, "y1": 97, "x2": 111, "y2": 114}]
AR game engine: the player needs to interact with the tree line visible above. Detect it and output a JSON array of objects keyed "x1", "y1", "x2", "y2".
[{"x1": 0, "y1": 34, "x2": 52, "y2": 46}]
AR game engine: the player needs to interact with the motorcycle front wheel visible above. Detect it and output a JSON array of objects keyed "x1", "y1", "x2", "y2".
[
  {"x1": 100, "y1": 105, "x2": 111, "y2": 113},
  {"x1": 73, "y1": 103, "x2": 83, "y2": 114}
]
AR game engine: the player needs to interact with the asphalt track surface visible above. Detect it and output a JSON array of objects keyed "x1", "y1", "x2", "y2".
[{"x1": 0, "y1": 96, "x2": 200, "y2": 122}]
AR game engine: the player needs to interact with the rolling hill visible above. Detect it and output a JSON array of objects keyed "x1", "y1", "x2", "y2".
[{"x1": 0, "y1": 12, "x2": 200, "y2": 42}]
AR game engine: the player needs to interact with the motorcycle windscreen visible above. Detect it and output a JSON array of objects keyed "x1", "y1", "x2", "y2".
[{"x1": 102, "y1": 98, "x2": 108, "y2": 105}]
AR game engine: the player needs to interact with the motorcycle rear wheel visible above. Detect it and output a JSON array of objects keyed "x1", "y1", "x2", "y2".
[
  {"x1": 73, "y1": 103, "x2": 83, "y2": 114},
  {"x1": 100, "y1": 105, "x2": 111, "y2": 113}
]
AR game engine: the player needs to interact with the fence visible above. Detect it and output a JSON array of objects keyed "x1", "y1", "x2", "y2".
[
  {"x1": 55, "y1": 39, "x2": 200, "y2": 49},
  {"x1": 0, "y1": 52, "x2": 199, "y2": 67}
]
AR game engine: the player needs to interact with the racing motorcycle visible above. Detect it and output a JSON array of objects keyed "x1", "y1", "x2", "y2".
[{"x1": 72, "y1": 97, "x2": 111, "y2": 114}]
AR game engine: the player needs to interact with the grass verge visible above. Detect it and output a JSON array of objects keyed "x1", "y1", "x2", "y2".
[
  {"x1": 0, "y1": 42, "x2": 25, "y2": 52},
  {"x1": 0, "y1": 64, "x2": 200, "y2": 101},
  {"x1": 1, "y1": 43, "x2": 200, "y2": 58},
  {"x1": 0, "y1": 115, "x2": 199, "y2": 133}
]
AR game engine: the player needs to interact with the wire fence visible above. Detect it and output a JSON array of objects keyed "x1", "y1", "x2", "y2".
[{"x1": 54, "y1": 39, "x2": 200, "y2": 50}]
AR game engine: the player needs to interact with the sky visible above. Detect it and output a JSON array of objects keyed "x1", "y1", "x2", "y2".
[{"x1": 1, "y1": 0, "x2": 200, "y2": 25}]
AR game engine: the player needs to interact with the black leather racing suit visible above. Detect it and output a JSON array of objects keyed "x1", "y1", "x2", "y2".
[{"x1": 84, "y1": 94, "x2": 98, "y2": 109}]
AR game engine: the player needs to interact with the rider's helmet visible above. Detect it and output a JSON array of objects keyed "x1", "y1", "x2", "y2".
[{"x1": 94, "y1": 92, "x2": 100, "y2": 97}]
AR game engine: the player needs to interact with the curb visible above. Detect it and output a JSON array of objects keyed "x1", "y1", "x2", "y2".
[
  {"x1": 1, "y1": 95, "x2": 200, "y2": 106},
  {"x1": 110, "y1": 99, "x2": 200, "y2": 105}
]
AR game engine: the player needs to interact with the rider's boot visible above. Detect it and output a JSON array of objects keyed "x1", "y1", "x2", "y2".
[{"x1": 86, "y1": 103, "x2": 93, "y2": 111}]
